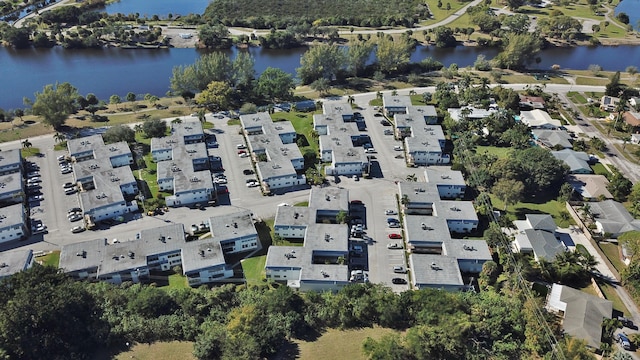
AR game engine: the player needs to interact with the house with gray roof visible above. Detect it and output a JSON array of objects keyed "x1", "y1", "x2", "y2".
[
  {"x1": 448, "y1": 106, "x2": 497, "y2": 122},
  {"x1": 151, "y1": 121, "x2": 215, "y2": 207},
  {"x1": 60, "y1": 211, "x2": 259, "y2": 287},
  {"x1": 409, "y1": 254, "x2": 466, "y2": 291},
  {"x1": 532, "y1": 129, "x2": 573, "y2": 149},
  {"x1": 0, "y1": 249, "x2": 34, "y2": 279},
  {"x1": 520, "y1": 109, "x2": 561, "y2": 129},
  {"x1": 567, "y1": 174, "x2": 613, "y2": 201},
  {"x1": 546, "y1": 284, "x2": 612, "y2": 349},
  {"x1": 551, "y1": 149, "x2": 592, "y2": 174},
  {"x1": 382, "y1": 94, "x2": 413, "y2": 116},
  {"x1": 314, "y1": 104, "x2": 369, "y2": 176},
  {"x1": 0, "y1": 172, "x2": 24, "y2": 205},
  {"x1": 266, "y1": 188, "x2": 350, "y2": 292},
  {"x1": 424, "y1": 167, "x2": 466, "y2": 199},
  {"x1": 589, "y1": 200, "x2": 640, "y2": 238},
  {"x1": 395, "y1": 110, "x2": 449, "y2": 166},
  {"x1": 0, "y1": 149, "x2": 22, "y2": 176},
  {"x1": 513, "y1": 214, "x2": 566, "y2": 261},
  {"x1": 0, "y1": 204, "x2": 29, "y2": 244},
  {"x1": 241, "y1": 113, "x2": 306, "y2": 193},
  {"x1": 67, "y1": 134, "x2": 138, "y2": 224}
]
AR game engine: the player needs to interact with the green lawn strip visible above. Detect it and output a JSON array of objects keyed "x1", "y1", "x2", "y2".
[
  {"x1": 21, "y1": 147, "x2": 41, "y2": 158},
  {"x1": 579, "y1": 282, "x2": 600, "y2": 297},
  {"x1": 475, "y1": 145, "x2": 512, "y2": 159},
  {"x1": 418, "y1": 0, "x2": 468, "y2": 26},
  {"x1": 567, "y1": 91, "x2": 587, "y2": 104},
  {"x1": 271, "y1": 111, "x2": 320, "y2": 154},
  {"x1": 166, "y1": 273, "x2": 189, "y2": 289},
  {"x1": 264, "y1": 217, "x2": 303, "y2": 247},
  {"x1": 599, "y1": 242, "x2": 625, "y2": 273},
  {"x1": 241, "y1": 255, "x2": 267, "y2": 286},
  {"x1": 575, "y1": 76, "x2": 609, "y2": 86},
  {"x1": 37, "y1": 251, "x2": 61, "y2": 268},
  {"x1": 489, "y1": 196, "x2": 573, "y2": 228},
  {"x1": 112, "y1": 341, "x2": 196, "y2": 360},
  {"x1": 598, "y1": 280, "x2": 630, "y2": 315},
  {"x1": 575, "y1": 243, "x2": 589, "y2": 256},
  {"x1": 294, "y1": 201, "x2": 309, "y2": 206},
  {"x1": 591, "y1": 162, "x2": 610, "y2": 176},
  {"x1": 294, "y1": 326, "x2": 400, "y2": 360}
]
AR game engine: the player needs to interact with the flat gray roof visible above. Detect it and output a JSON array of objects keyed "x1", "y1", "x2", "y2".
[
  {"x1": 275, "y1": 206, "x2": 312, "y2": 227},
  {"x1": 398, "y1": 182, "x2": 440, "y2": 204},
  {"x1": 79, "y1": 180, "x2": 126, "y2": 211},
  {"x1": 209, "y1": 210, "x2": 256, "y2": 243},
  {"x1": 424, "y1": 167, "x2": 466, "y2": 187},
  {"x1": 1, "y1": 204, "x2": 25, "y2": 231},
  {"x1": 102, "y1": 141, "x2": 132, "y2": 159},
  {"x1": 0, "y1": 249, "x2": 32, "y2": 278},
  {"x1": 181, "y1": 240, "x2": 226, "y2": 273},
  {"x1": 383, "y1": 95, "x2": 412, "y2": 109},
  {"x1": 410, "y1": 253, "x2": 464, "y2": 287},
  {"x1": 435, "y1": 200, "x2": 478, "y2": 221},
  {"x1": 240, "y1": 112, "x2": 273, "y2": 131},
  {"x1": 150, "y1": 134, "x2": 182, "y2": 153},
  {"x1": 303, "y1": 223, "x2": 349, "y2": 251},
  {"x1": 60, "y1": 238, "x2": 108, "y2": 274},
  {"x1": 74, "y1": 158, "x2": 135, "y2": 186},
  {"x1": 406, "y1": 136, "x2": 443, "y2": 153},
  {"x1": 171, "y1": 120, "x2": 203, "y2": 139},
  {"x1": 67, "y1": 134, "x2": 104, "y2": 158},
  {"x1": 404, "y1": 215, "x2": 451, "y2": 244},
  {"x1": 266, "y1": 245, "x2": 306, "y2": 270},
  {"x1": 0, "y1": 172, "x2": 24, "y2": 197},
  {"x1": 0, "y1": 149, "x2": 22, "y2": 168},
  {"x1": 309, "y1": 187, "x2": 349, "y2": 213},
  {"x1": 443, "y1": 240, "x2": 492, "y2": 261},
  {"x1": 322, "y1": 102, "x2": 353, "y2": 119},
  {"x1": 408, "y1": 105, "x2": 437, "y2": 118}
]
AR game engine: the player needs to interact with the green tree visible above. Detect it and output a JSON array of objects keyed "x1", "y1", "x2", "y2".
[
  {"x1": 110, "y1": 94, "x2": 121, "y2": 109},
  {"x1": 336, "y1": 210, "x2": 349, "y2": 224},
  {"x1": 26, "y1": 82, "x2": 79, "y2": 129},
  {"x1": 126, "y1": 92, "x2": 136, "y2": 104},
  {"x1": 605, "y1": 71, "x2": 625, "y2": 97},
  {"x1": 492, "y1": 178, "x2": 524, "y2": 210},
  {"x1": 433, "y1": 26, "x2": 457, "y2": 48},
  {"x1": 142, "y1": 118, "x2": 167, "y2": 138},
  {"x1": 607, "y1": 171, "x2": 633, "y2": 202},
  {"x1": 232, "y1": 51, "x2": 255, "y2": 90},
  {"x1": 297, "y1": 43, "x2": 347, "y2": 84},
  {"x1": 376, "y1": 36, "x2": 412, "y2": 74},
  {"x1": 198, "y1": 24, "x2": 232, "y2": 49},
  {"x1": 347, "y1": 41, "x2": 374, "y2": 77},
  {"x1": 494, "y1": 33, "x2": 542, "y2": 69},
  {"x1": 103, "y1": 124, "x2": 136, "y2": 144},
  {"x1": 310, "y1": 78, "x2": 331, "y2": 96},
  {"x1": 196, "y1": 81, "x2": 233, "y2": 112},
  {"x1": 170, "y1": 53, "x2": 233, "y2": 94},
  {"x1": 255, "y1": 67, "x2": 294, "y2": 102},
  {"x1": 503, "y1": 13, "x2": 530, "y2": 34}
]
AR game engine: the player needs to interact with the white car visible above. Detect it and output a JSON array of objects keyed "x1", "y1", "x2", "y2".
[
  {"x1": 278, "y1": 203, "x2": 290, "y2": 207},
  {"x1": 28, "y1": 195, "x2": 43, "y2": 202},
  {"x1": 239, "y1": 152, "x2": 250, "y2": 158},
  {"x1": 393, "y1": 145, "x2": 402, "y2": 151},
  {"x1": 61, "y1": 167, "x2": 72, "y2": 174},
  {"x1": 27, "y1": 177, "x2": 41, "y2": 183},
  {"x1": 71, "y1": 225, "x2": 85, "y2": 233},
  {"x1": 387, "y1": 243, "x2": 403, "y2": 249},
  {"x1": 57, "y1": 155, "x2": 66, "y2": 162},
  {"x1": 236, "y1": 144, "x2": 247, "y2": 149},
  {"x1": 246, "y1": 181, "x2": 259, "y2": 187},
  {"x1": 68, "y1": 213, "x2": 83, "y2": 222},
  {"x1": 384, "y1": 209, "x2": 397, "y2": 215},
  {"x1": 214, "y1": 178, "x2": 227, "y2": 184}
]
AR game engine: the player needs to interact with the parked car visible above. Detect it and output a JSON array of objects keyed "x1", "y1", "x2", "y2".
[
  {"x1": 388, "y1": 222, "x2": 401, "y2": 228},
  {"x1": 236, "y1": 144, "x2": 247, "y2": 149},
  {"x1": 27, "y1": 172, "x2": 40, "y2": 178},
  {"x1": 28, "y1": 195, "x2": 44, "y2": 202},
  {"x1": 68, "y1": 208, "x2": 82, "y2": 215},
  {"x1": 214, "y1": 178, "x2": 227, "y2": 184},
  {"x1": 63, "y1": 182, "x2": 76, "y2": 189},
  {"x1": 392, "y1": 278, "x2": 407, "y2": 284},
  {"x1": 61, "y1": 167, "x2": 72, "y2": 174},
  {"x1": 618, "y1": 333, "x2": 632, "y2": 350},
  {"x1": 65, "y1": 187, "x2": 77, "y2": 195},
  {"x1": 57, "y1": 155, "x2": 66, "y2": 162},
  {"x1": 380, "y1": 119, "x2": 391, "y2": 126},
  {"x1": 393, "y1": 145, "x2": 403, "y2": 151},
  {"x1": 393, "y1": 266, "x2": 407, "y2": 273},
  {"x1": 68, "y1": 213, "x2": 83, "y2": 222},
  {"x1": 385, "y1": 209, "x2": 397, "y2": 215},
  {"x1": 384, "y1": 129, "x2": 394, "y2": 135},
  {"x1": 239, "y1": 152, "x2": 250, "y2": 158},
  {"x1": 246, "y1": 180, "x2": 259, "y2": 187},
  {"x1": 352, "y1": 175, "x2": 359, "y2": 181},
  {"x1": 388, "y1": 234, "x2": 402, "y2": 240},
  {"x1": 243, "y1": 169, "x2": 254, "y2": 175},
  {"x1": 27, "y1": 177, "x2": 41, "y2": 183},
  {"x1": 365, "y1": 148, "x2": 376, "y2": 154},
  {"x1": 618, "y1": 317, "x2": 635, "y2": 329},
  {"x1": 350, "y1": 200, "x2": 362, "y2": 204},
  {"x1": 387, "y1": 242, "x2": 403, "y2": 249},
  {"x1": 71, "y1": 225, "x2": 85, "y2": 233}
]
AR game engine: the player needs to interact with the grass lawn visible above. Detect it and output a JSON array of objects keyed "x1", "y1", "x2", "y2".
[
  {"x1": 242, "y1": 255, "x2": 267, "y2": 286},
  {"x1": 112, "y1": 341, "x2": 195, "y2": 360},
  {"x1": 294, "y1": 201, "x2": 309, "y2": 207},
  {"x1": 598, "y1": 280, "x2": 630, "y2": 315},
  {"x1": 475, "y1": 145, "x2": 512, "y2": 159},
  {"x1": 37, "y1": 251, "x2": 60, "y2": 268},
  {"x1": 21, "y1": 147, "x2": 41, "y2": 158},
  {"x1": 490, "y1": 196, "x2": 574, "y2": 228},
  {"x1": 292, "y1": 326, "x2": 400, "y2": 360},
  {"x1": 575, "y1": 76, "x2": 610, "y2": 86},
  {"x1": 567, "y1": 91, "x2": 587, "y2": 104},
  {"x1": 419, "y1": 0, "x2": 469, "y2": 25},
  {"x1": 600, "y1": 242, "x2": 625, "y2": 274},
  {"x1": 579, "y1": 282, "x2": 600, "y2": 297},
  {"x1": 271, "y1": 111, "x2": 320, "y2": 154},
  {"x1": 0, "y1": 122, "x2": 52, "y2": 143},
  {"x1": 165, "y1": 273, "x2": 189, "y2": 289},
  {"x1": 591, "y1": 162, "x2": 610, "y2": 176}
]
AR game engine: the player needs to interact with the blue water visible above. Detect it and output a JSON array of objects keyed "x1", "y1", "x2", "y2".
[
  {"x1": 616, "y1": 0, "x2": 640, "y2": 30},
  {"x1": 104, "y1": 0, "x2": 211, "y2": 16}
]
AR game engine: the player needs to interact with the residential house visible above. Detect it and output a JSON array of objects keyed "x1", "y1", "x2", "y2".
[
  {"x1": 589, "y1": 200, "x2": 640, "y2": 238},
  {"x1": 0, "y1": 249, "x2": 34, "y2": 279},
  {"x1": 0, "y1": 203, "x2": 28, "y2": 243},
  {"x1": 519, "y1": 95, "x2": 546, "y2": 110},
  {"x1": 266, "y1": 188, "x2": 350, "y2": 292},
  {"x1": 567, "y1": 174, "x2": 613, "y2": 201},
  {"x1": 520, "y1": 109, "x2": 561, "y2": 129},
  {"x1": 448, "y1": 106, "x2": 496, "y2": 122},
  {"x1": 513, "y1": 214, "x2": 566, "y2": 261},
  {"x1": 546, "y1": 284, "x2": 612, "y2": 349},
  {"x1": 424, "y1": 167, "x2": 466, "y2": 199},
  {"x1": 551, "y1": 149, "x2": 592, "y2": 174},
  {"x1": 623, "y1": 111, "x2": 640, "y2": 132},
  {"x1": 600, "y1": 95, "x2": 620, "y2": 112},
  {"x1": 532, "y1": 129, "x2": 573, "y2": 149}
]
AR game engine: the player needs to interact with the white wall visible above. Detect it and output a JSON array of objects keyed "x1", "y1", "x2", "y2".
[
  {"x1": 266, "y1": 267, "x2": 301, "y2": 282},
  {"x1": 265, "y1": 175, "x2": 305, "y2": 190},
  {"x1": 152, "y1": 149, "x2": 172, "y2": 162},
  {"x1": 332, "y1": 162, "x2": 363, "y2": 175},
  {"x1": 88, "y1": 202, "x2": 128, "y2": 221},
  {"x1": 0, "y1": 223, "x2": 26, "y2": 243},
  {"x1": 275, "y1": 225, "x2": 307, "y2": 239},
  {"x1": 446, "y1": 220, "x2": 478, "y2": 233},
  {"x1": 110, "y1": 154, "x2": 133, "y2": 168}
]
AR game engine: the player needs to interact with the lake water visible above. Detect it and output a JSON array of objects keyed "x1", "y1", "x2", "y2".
[
  {"x1": 104, "y1": 0, "x2": 212, "y2": 16},
  {"x1": 1, "y1": 44, "x2": 639, "y2": 110},
  {"x1": 615, "y1": 0, "x2": 640, "y2": 29}
]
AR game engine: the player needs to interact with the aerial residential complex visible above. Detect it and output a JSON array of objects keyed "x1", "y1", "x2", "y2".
[
  {"x1": 151, "y1": 120, "x2": 216, "y2": 207},
  {"x1": 67, "y1": 135, "x2": 139, "y2": 224},
  {"x1": 0, "y1": 149, "x2": 27, "y2": 243},
  {"x1": 59, "y1": 210, "x2": 259, "y2": 287},
  {"x1": 240, "y1": 112, "x2": 306, "y2": 193},
  {"x1": 383, "y1": 95, "x2": 450, "y2": 166}
]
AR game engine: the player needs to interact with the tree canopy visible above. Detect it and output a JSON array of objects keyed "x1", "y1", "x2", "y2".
[
  {"x1": 27, "y1": 82, "x2": 79, "y2": 129},
  {"x1": 255, "y1": 67, "x2": 295, "y2": 102}
]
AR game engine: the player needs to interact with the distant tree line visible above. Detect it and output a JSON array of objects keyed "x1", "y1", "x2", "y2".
[{"x1": 0, "y1": 264, "x2": 576, "y2": 360}]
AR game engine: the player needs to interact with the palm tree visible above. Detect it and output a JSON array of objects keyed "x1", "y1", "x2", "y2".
[
  {"x1": 134, "y1": 124, "x2": 143, "y2": 133},
  {"x1": 409, "y1": 90, "x2": 416, "y2": 96},
  {"x1": 53, "y1": 132, "x2": 65, "y2": 144},
  {"x1": 400, "y1": 194, "x2": 409, "y2": 207},
  {"x1": 578, "y1": 252, "x2": 598, "y2": 272},
  {"x1": 391, "y1": 90, "x2": 398, "y2": 96},
  {"x1": 197, "y1": 108, "x2": 207, "y2": 124},
  {"x1": 21, "y1": 139, "x2": 32, "y2": 149},
  {"x1": 171, "y1": 118, "x2": 182, "y2": 124},
  {"x1": 580, "y1": 203, "x2": 592, "y2": 221},
  {"x1": 376, "y1": 91, "x2": 383, "y2": 101},
  {"x1": 406, "y1": 173, "x2": 417, "y2": 182},
  {"x1": 347, "y1": 95, "x2": 355, "y2": 106}
]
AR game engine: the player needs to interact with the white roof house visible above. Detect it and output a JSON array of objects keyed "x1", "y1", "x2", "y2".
[{"x1": 520, "y1": 109, "x2": 561, "y2": 129}]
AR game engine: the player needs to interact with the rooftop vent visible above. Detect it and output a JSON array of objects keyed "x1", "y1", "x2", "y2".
[
  {"x1": 294, "y1": 212, "x2": 299, "y2": 219},
  {"x1": 199, "y1": 250, "x2": 205, "y2": 257},
  {"x1": 159, "y1": 236, "x2": 166, "y2": 243},
  {"x1": 441, "y1": 175, "x2": 450, "y2": 179},
  {"x1": 109, "y1": 147, "x2": 118, "y2": 151},
  {"x1": 462, "y1": 244, "x2": 475, "y2": 251},
  {"x1": 0, "y1": 263, "x2": 6, "y2": 268},
  {"x1": 430, "y1": 262, "x2": 440, "y2": 270},
  {"x1": 128, "y1": 251, "x2": 135, "y2": 259},
  {"x1": 450, "y1": 206, "x2": 460, "y2": 211},
  {"x1": 76, "y1": 250, "x2": 86, "y2": 258}
]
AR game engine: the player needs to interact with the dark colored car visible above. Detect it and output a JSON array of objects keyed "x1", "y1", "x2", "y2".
[
  {"x1": 392, "y1": 278, "x2": 407, "y2": 284},
  {"x1": 243, "y1": 169, "x2": 254, "y2": 175}
]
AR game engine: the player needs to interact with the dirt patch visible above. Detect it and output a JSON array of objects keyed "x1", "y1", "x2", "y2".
[{"x1": 163, "y1": 27, "x2": 199, "y2": 48}]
